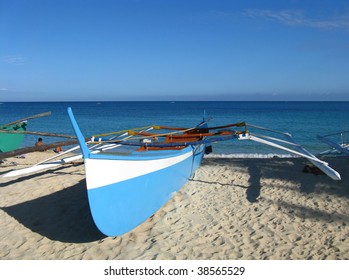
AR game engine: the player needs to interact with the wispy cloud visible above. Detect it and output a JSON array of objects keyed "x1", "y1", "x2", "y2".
[
  {"x1": 244, "y1": 9, "x2": 349, "y2": 30},
  {"x1": 0, "y1": 88, "x2": 12, "y2": 94},
  {"x1": 1, "y1": 55, "x2": 26, "y2": 65}
]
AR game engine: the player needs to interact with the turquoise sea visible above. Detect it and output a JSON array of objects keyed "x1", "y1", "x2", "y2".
[{"x1": 1, "y1": 101, "x2": 349, "y2": 157}]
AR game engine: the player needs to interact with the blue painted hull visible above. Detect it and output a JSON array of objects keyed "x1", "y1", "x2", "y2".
[{"x1": 87, "y1": 145, "x2": 205, "y2": 236}]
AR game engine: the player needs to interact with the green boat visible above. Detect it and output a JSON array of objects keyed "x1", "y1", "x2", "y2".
[
  {"x1": 0, "y1": 111, "x2": 51, "y2": 154},
  {"x1": 0, "y1": 122, "x2": 27, "y2": 152}
]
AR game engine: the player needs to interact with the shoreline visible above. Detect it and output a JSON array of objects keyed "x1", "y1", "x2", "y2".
[{"x1": 0, "y1": 151, "x2": 348, "y2": 259}]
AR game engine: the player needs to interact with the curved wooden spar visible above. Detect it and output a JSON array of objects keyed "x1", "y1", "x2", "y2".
[
  {"x1": 154, "y1": 122, "x2": 246, "y2": 131},
  {"x1": 2, "y1": 111, "x2": 51, "y2": 127},
  {"x1": 0, "y1": 139, "x2": 80, "y2": 160},
  {"x1": 0, "y1": 129, "x2": 76, "y2": 139}
]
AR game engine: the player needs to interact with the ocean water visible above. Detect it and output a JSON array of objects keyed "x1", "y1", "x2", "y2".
[{"x1": 1, "y1": 101, "x2": 349, "y2": 157}]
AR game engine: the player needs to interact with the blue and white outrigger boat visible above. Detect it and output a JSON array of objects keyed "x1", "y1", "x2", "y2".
[
  {"x1": 318, "y1": 130, "x2": 349, "y2": 156},
  {"x1": 66, "y1": 108, "x2": 341, "y2": 236}
]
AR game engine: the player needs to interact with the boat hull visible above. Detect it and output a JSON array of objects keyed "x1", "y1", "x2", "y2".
[
  {"x1": 85, "y1": 146, "x2": 205, "y2": 236},
  {"x1": 67, "y1": 107, "x2": 207, "y2": 236}
]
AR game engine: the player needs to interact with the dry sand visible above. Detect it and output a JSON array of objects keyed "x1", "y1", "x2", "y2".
[{"x1": 0, "y1": 151, "x2": 348, "y2": 260}]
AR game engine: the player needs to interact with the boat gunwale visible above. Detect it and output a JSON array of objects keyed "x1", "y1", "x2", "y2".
[{"x1": 87, "y1": 145, "x2": 196, "y2": 161}]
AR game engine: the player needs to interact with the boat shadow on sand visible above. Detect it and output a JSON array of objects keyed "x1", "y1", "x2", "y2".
[
  {"x1": 193, "y1": 157, "x2": 349, "y2": 224},
  {"x1": 1, "y1": 173, "x2": 105, "y2": 243},
  {"x1": 198, "y1": 157, "x2": 349, "y2": 202}
]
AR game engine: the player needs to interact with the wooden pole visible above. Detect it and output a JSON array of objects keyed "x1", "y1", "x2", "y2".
[
  {"x1": 0, "y1": 138, "x2": 89, "y2": 160},
  {"x1": 2, "y1": 111, "x2": 52, "y2": 127},
  {"x1": 0, "y1": 129, "x2": 76, "y2": 139}
]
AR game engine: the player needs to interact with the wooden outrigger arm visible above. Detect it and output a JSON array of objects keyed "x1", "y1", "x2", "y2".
[
  {"x1": 2, "y1": 111, "x2": 51, "y2": 127},
  {"x1": 0, "y1": 139, "x2": 80, "y2": 160}
]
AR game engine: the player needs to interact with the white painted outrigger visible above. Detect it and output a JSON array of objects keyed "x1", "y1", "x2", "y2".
[
  {"x1": 3, "y1": 145, "x2": 82, "y2": 178},
  {"x1": 239, "y1": 124, "x2": 341, "y2": 181}
]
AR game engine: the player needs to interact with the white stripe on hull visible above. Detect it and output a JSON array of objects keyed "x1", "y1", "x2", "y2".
[{"x1": 85, "y1": 150, "x2": 193, "y2": 189}]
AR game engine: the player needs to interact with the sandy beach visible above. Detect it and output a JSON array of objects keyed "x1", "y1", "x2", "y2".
[{"x1": 0, "y1": 151, "x2": 348, "y2": 260}]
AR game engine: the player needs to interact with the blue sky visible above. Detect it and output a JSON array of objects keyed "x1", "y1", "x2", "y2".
[{"x1": 1, "y1": 0, "x2": 349, "y2": 101}]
